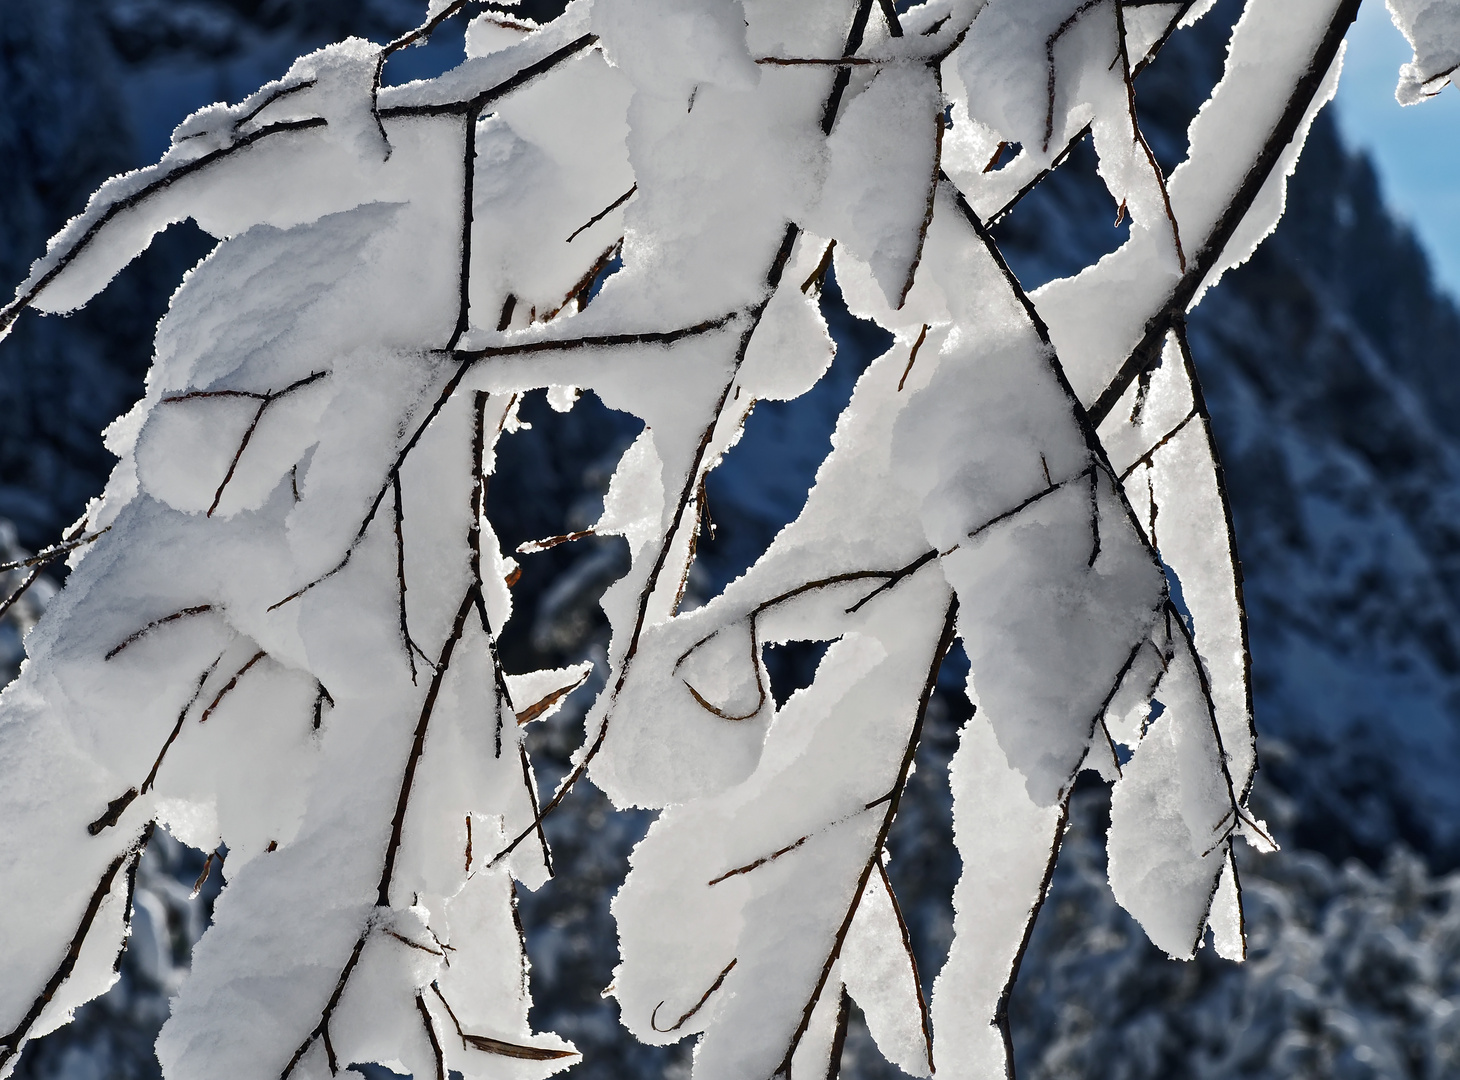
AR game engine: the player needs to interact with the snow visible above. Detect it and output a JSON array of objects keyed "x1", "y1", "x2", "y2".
[
  {"x1": 1386, "y1": 0, "x2": 1460, "y2": 103},
  {"x1": 1035, "y1": 0, "x2": 1349, "y2": 408},
  {"x1": 0, "y1": 0, "x2": 1372, "y2": 1075},
  {"x1": 813, "y1": 63, "x2": 942, "y2": 308},
  {"x1": 841, "y1": 864, "x2": 934, "y2": 1077}
]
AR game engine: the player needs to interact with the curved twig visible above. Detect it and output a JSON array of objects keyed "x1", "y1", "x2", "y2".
[
  {"x1": 0, "y1": 118, "x2": 327, "y2": 340},
  {"x1": 651, "y1": 958, "x2": 738, "y2": 1033},
  {"x1": 680, "y1": 621, "x2": 766, "y2": 722},
  {"x1": 3, "y1": 35, "x2": 601, "y2": 341},
  {"x1": 104, "y1": 605, "x2": 214, "y2": 661}
]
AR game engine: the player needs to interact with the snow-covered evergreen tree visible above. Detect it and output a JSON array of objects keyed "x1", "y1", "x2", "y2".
[{"x1": 2, "y1": 1, "x2": 1457, "y2": 1077}]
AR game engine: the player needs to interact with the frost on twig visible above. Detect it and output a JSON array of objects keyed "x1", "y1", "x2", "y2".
[{"x1": 0, "y1": 0, "x2": 1411, "y2": 1076}]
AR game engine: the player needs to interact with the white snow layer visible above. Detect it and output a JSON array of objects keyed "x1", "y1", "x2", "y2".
[
  {"x1": 0, "y1": 0, "x2": 1339, "y2": 1075},
  {"x1": 1386, "y1": 0, "x2": 1460, "y2": 103}
]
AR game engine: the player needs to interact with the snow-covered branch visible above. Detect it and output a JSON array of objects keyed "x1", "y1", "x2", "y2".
[{"x1": 2, "y1": 0, "x2": 1456, "y2": 1076}]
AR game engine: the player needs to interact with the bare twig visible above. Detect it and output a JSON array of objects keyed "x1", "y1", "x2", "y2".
[
  {"x1": 198, "y1": 650, "x2": 267, "y2": 724},
  {"x1": 0, "y1": 521, "x2": 105, "y2": 623},
  {"x1": 708, "y1": 834, "x2": 810, "y2": 886},
  {"x1": 415, "y1": 994, "x2": 446, "y2": 1080},
  {"x1": 565, "y1": 185, "x2": 636, "y2": 243},
  {"x1": 517, "y1": 529, "x2": 595, "y2": 554},
  {"x1": 651, "y1": 958, "x2": 738, "y2": 1033},
  {"x1": 877, "y1": 858, "x2": 934, "y2": 1075},
  {"x1": 393, "y1": 473, "x2": 419, "y2": 685},
  {"x1": 191, "y1": 849, "x2": 222, "y2": 899},
  {"x1": 279, "y1": 929, "x2": 368, "y2": 1079},
  {"x1": 0, "y1": 524, "x2": 107, "y2": 573},
  {"x1": 801, "y1": 240, "x2": 837, "y2": 296},
  {"x1": 158, "y1": 370, "x2": 329, "y2": 518},
  {"x1": 105, "y1": 605, "x2": 214, "y2": 661}
]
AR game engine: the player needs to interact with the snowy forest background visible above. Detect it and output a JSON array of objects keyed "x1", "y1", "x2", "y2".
[{"x1": 5, "y1": 1, "x2": 1460, "y2": 1077}]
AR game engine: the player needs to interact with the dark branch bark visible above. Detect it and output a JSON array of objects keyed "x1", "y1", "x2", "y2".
[
  {"x1": 105, "y1": 605, "x2": 214, "y2": 661},
  {"x1": 378, "y1": 588, "x2": 479, "y2": 908},
  {"x1": 565, "y1": 185, "x2": 636, "y2": 244},
  {"x1": 877, "y1": 858, "x2": 934, "y2": 1076},
  {"x1": 279, "y1": 930, "x2": 368, "y2": 1079},
  {"x1": 198, "y1": 650, "x2": 267, "y2": 724},
  {"x1": 651, "y1": 958, "x2": 738, "y2": 1033}
]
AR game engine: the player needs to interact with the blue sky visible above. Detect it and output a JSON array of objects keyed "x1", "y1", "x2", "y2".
[{"x1": 1335, "y1": 2, "x2": 1460, "y2": 298}]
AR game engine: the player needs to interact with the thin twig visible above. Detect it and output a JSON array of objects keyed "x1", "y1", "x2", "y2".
[
  {"x1": 1113, "y1": 0, "x2": 1186, "y2": 271},
  {"x1": 105, "y1": 605, "x2": 214, "y2": 661},
  {"x1": 158, "y1": 370, "x2": 328, "y2": 518},
  {"x1": 430, "y1": 982, "x2": 577, "y2": 1060},
  {"x1": 898, "y1": 324, "x2": 931, "y2": 391},
  {"x1": 0, "y1": 525, "x2": 107, "y2": 574},
  {"x1": 279, "y1": 929, "x2": 368, "y2": 1079},
  {"x1": 198, "y1": 650, "x2": 267, "y2": 724},
  {"x1": 651, "y1": 958, "x2": 738, "y2": 1033},
  {"x1": 565, "y1": 185, "x2": 636, "y2": 243},
  {"x1": 708, "y1": 835, "x2": 809, "y2": 886}
]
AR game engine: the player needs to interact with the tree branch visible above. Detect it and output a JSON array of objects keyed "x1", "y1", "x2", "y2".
[
  {"x1": 0, "y1": 823, "x2": 154, "y2": 1069},
  {"x1": 1087, "y1": 0, "x2": 1364, "y2": 426}
]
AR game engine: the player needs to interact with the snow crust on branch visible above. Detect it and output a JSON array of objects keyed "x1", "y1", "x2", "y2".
[
  {"x1": 1386, "y1": 0, "x2": 1460, "y2": 103},
  {"x1": 0, "y1": 0, "x2": 1389, "y2": 1076}
]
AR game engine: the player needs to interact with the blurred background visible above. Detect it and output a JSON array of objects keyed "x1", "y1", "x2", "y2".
[{"x1": 5, "y1": 1, "x2": 1460, "y2": 1076}]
